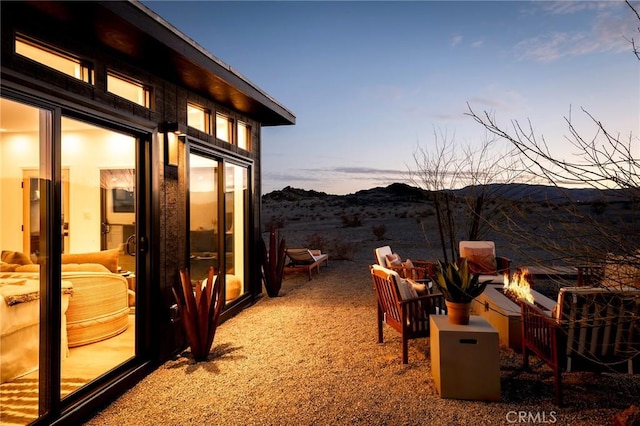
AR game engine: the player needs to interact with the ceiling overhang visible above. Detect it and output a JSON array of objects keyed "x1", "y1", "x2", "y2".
[{"x1": 7, "y1": 1, "x2": 295, "y2": 126}]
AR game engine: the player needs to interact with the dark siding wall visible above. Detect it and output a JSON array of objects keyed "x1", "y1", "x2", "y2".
[{"x1": 1, "y1": 7, "x2": 265, "y2": 361}]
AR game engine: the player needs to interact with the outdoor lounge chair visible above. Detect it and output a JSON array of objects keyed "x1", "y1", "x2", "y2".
[
  {"x1": 520, "y1": 287, "x2": 640, "y2": 405},
  {"x1": 284, "y1": 248, "x2": 328, "y2": 280},
  {"x1": 374, "y1": 245, "x2": 435, "y2": 281},
  {"x1": 370, "y1": 264, "x2": 446, "y2": 364},
  {"x1": 458, "y1": 241, "x2": 511, "y2": 284}
]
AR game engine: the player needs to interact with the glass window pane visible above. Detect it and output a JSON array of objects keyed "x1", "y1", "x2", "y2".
[
  {"x1": 215, "y1": 114, "x2": 231, "y2": 143},
  {"x1": 107, "y1": 73, "x2": 149, "y2": 107},
  {"x1": 187, "y1": 104, "x2": 209, "y2": 133},
  {"x1": 16, "y1": 36, "x2": 91, "y2": 83},
  {"x1": 0, "y1": 97, "x2": 46, "y2": 424},
  {"x1": 237, "y1": 122, "x2": 251, "y2": 150},
  {"x1": 224, "y1": 163, "x2": 247, "y2": 302},
  {"x1": 60, "y1": 117, "x2": 136, "y2": 396},
  {"x1": 189, "y1": 154, "x2": 219, "y2": 283}
]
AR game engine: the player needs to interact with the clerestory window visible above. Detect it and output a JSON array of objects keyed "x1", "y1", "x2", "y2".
[
  {"x1": 107, "y1": 72, "x2": 151, "y2": 108},
  {"x1": 15, "y1": 35, "x2": 94, "y2": 84}
]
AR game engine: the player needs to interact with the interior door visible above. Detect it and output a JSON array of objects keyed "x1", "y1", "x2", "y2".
[{"x1": 22, "y1": 169, "x2": 69, "y2": 255}]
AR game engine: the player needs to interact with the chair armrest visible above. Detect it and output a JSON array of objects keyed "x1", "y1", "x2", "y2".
[
  {"x1": 521, "y1": 300, "x2": 556, "y2": 327},
  {"x1": 410, "y1": 260, "x2": 437, "y2": 277},
  {"x1": 388, "y1": 265, "x2": 430, "y2": 280},
  {"x1": 400, "y1": 293, "x2": 446, "y2": 314},
  {"x1": 520, "y1": 300, "x2": 561, "y2": 368}
]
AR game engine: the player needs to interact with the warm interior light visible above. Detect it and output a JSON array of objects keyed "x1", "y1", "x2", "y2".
[
  {"x1": 166, "y1": 132, "x2": 178, "y2": 166},
  {"x1": 107, "y1": 72, "x2": 149, "y2": 107}
]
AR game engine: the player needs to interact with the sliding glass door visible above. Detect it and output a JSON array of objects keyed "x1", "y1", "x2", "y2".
[
  {"x1": 189, "y1": 151, "x2": 249, "y2": 306},
  {"x1": 0, "y1": 98, "x2": 50, "y2": 425},
  {"x1": 0, "y1": 96, "x2": 140, "y2": 425}
]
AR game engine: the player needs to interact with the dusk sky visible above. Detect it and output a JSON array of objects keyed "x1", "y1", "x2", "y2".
[{"x1": 143, "y1": 1, "x2": 640, "y2": 195}]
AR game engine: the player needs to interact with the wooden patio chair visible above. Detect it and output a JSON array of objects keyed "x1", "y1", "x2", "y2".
[
  {"x1": 520, "y1": 287, "x2": 640, "y2": 405},
  {"x1": 370, "y1": 264, "x2": 446, "y2": 364},
  {"x1": 373, "y1": 245, "x2": 435, "y2": 281},
  {"x1": 459, "y1": 240, "x2": 511, "y2": 284}
]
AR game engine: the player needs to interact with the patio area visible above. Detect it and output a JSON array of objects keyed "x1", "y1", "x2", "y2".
[{"x1": 84, "y1": 259, "x2": 639, "y2": 426}]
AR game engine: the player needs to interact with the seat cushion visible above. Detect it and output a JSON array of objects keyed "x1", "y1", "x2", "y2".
[
  {"x1": 62, "y1": 249, "x2": 120, "y2": 273},
  {"x1": 463, "y1": 247, "x2": 497, "y2": 275},
  {"x1": 1, "y1": 251, "x2": 33, "y2": 265},
  {"x1": 386, "y1": 253, "x2": 402, "y2": 267}
]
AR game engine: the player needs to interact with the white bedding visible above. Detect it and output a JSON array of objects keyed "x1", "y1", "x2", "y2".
[{"x1": 0, "y1": 278, "x2": 72, "y2": 383}]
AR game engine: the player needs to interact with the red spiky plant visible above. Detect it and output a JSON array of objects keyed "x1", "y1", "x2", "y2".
[
  {"x1": 172, "y1": 266, "x2": 225, "y2": 361},
  {"x1": 260, "y1": 226, "x2": 286, "y2": 297}
]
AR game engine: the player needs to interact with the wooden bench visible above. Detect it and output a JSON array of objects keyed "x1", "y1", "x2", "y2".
[
  {"x1": 370, "y1": 265, "x2": 446, "y2": 364},
  {"x1": 283, "y1": 248, "x2": 328, "y2": 280},
  {"x1": 520, "y1": 287, "x2": 640, "y2": 405}
]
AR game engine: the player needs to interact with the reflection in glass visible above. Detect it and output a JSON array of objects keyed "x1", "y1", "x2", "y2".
[
  {"x1": 224, "y1": 163, "x2": 247, "y2": 303},
  {"x1": 60, "y1": 117, "x2": 136, "y2": 396},
  {"x1": 189, "y1": 154, "x2": 219, "y2": 284},
  {"x1": 0, "y1": 98, "x2": 45, "y2": 424}
]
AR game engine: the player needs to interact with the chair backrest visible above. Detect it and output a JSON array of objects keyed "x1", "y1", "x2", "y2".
[
  {"x1": 285, "y1": 248, "x2": 314, "y2": 264},
  {"x1": 555, "y1": 287, "x2": 640, "y2": 361},
  {"x1": 374, "y1": 246, "x2": 392, "y2": 267},
  {"x1": 371, "y1": 265, "x2": 402, "y2": 322},
  {"x1": 459, "y1": 241, "x2": 499, "y2": 275},
  {"x1": 459, "y1": 241, "x2": 495, "y2": 258}
]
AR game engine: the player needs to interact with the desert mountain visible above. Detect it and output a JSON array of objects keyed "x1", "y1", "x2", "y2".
[{"x1": 263, "y1": 183, "x2": 631, "y2": 205}]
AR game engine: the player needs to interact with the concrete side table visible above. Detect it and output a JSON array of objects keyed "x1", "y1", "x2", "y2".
[{"x1": 429, "y1": 315, "x2": 501, "y2": 401}]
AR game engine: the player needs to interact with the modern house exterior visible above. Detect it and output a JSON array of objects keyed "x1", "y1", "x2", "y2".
[{"x1": 0, "y1": 1, "x2": 294, "y2": 424}]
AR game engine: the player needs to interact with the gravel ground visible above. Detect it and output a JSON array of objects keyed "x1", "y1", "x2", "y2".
[{"x1": 84, "y1": 257, "x2": 639, "y2": 426}]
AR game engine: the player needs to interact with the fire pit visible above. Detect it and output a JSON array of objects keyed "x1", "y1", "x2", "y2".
[{"x1": 471, "y1": 270, "x2": 557, "y2": 350}]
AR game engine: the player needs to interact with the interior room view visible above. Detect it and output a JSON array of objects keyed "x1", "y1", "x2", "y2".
[{"x1": 1, "y1": 97, "x2": 136, "y2": 421}]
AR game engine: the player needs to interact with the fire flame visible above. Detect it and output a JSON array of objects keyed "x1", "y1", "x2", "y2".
[{"x1": 503, "y1": 269, "x2": 535, "y2": 304}]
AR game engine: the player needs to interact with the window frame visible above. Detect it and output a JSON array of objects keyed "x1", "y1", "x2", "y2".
[
  {"x1": 237, "y1": 121, "x2": 252, "y2": 151},
  {"x1": 106, "y1": 71, "x2": 151, "y2": 108},
  {"x1": 15, "y1": 34, "x2": 94, "y2": 84},
  {"x1": 187, "y1": 103, "x2": 212, "y2": 134},
  {"x1": 215, "y1": 113, "x2": 234, "y2": 144}
]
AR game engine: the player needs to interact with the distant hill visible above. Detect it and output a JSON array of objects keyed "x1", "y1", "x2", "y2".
[
  {"x1": 449, "y1": 183, "x2": 631, "y2": 203},
  {"x1": 262, "y1": 186, "x2": 336, "y2": 202},
  {"x1": 263, "y1": 183, "x2": 634, "y2": 204}
]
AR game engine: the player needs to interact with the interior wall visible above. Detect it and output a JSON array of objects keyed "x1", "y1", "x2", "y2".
[
  {"x1": 0, "y1": 131, "x2": 38, "y2": 253},
  {"x1": 0, "y1": 125, "x2": 135, "y2": 254}
]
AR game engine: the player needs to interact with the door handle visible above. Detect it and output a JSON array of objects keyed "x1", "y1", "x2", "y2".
[
  {"x1": 126, "y1": 234, "x2": 136, "y2": 256},
  {"x1": 139, "y1": 236, "x2": 148, "y2": 254}
]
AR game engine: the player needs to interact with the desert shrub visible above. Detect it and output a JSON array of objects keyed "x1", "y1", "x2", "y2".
[
  {"x1": 372, "y1": 224, "x2": 387, "y2": 240},
  {"x1": 415, "y1": 208, "x2": 434, "y2": 218},
  {"x1": 265, "y1": 216, "x2": 284, "y2": 230},
  {"x1": 305, "y1": 233, "x2": 329, "y2": 252},
  {"x1": 341, "y1": 213, "x2": 363, "y2": 227},
  {"x1": 331, "y1": 237, "x2": 359, "y2": 260},
  {"x1": 591, "y1": 200, "x2": 608, "y2": 215}
]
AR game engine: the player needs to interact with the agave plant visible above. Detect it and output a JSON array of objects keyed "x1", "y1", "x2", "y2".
[
  {"x1": 172, "y1": 266, "x2": 225, "y2": 362},
  {"x1": 434, "y1": 258, "x2": 489, "y2": 303},
  {"x1": 259, "y1": 225, "x2": 286, "y2": 297}
]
